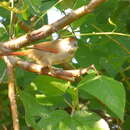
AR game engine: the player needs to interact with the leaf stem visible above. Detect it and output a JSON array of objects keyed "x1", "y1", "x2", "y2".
[{"x1": 71, "y1": 88, "x2": 79, "y2": 113}]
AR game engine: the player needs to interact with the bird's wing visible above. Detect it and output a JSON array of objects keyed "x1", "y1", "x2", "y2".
[{"x1": 32, "y1": 41, "x2": 59, "y2": 53}]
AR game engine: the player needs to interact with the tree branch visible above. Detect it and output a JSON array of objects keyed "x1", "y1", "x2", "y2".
[
  {"x1": 4, "y1": 57, "x2": 20, "y2": 130},
  {"x1": 2, "y1": 0, "x2": 106, "y2": 50},
  {"x1": 6, "y1": 56, "x2": 95, "y2": 81}
]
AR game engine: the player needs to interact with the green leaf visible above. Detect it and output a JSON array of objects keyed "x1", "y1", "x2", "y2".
[
  {"x1": 78, "y1": 75, "x2": 126, "y2": 121},
  {"x1": 25, "y1": 75, "x2": 70, "y2": 107},
  {"x1": 71, "y1": 111, "x2": 110, "y2": 130},
  {"x1": 20, "y1": 91, "x2": 49, "y2": 129},
  {"x1": 122, "y1": 115, "x2": 130, "y2": 130},
  {"x1": 24, "y1": 0, "x2": 41, "y2": 14},
  {"x1": 20, "y1": 91, "x2": 110, "y2": 130},
  {"x1": 76, "y1": 36, "x2": 128, "y2": 77},
  {"x1": 72, "y1": 0, "x2": 89, "y2": 9},
  {"x1": 94, "y1": 0, "x2": 119, "y2": 24},
  {"x1": 16, "y1": 67, "x2": 37, "y2": 87},
  {"x1": 38, "y1": 110, "x2": 70, "y2": 130},
  {"x1": 0, "y1": 8, "x2": 10, "y2": 22},
  {"x1": 38, "y1": 110, "x2": 110, "y2": 130},
  {"x1": 74, "y1": 0, "x2": 130, "y2": 78},
  {"x1": 59, "y1": 0, "x2": 76, "y2": 9}
]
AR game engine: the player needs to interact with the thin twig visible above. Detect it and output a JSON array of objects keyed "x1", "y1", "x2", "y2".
[
  {"x1": 65, "y1": 32, "x2": 130, "y2": 39},
  {"x1": 4, "y1": 56, "x2": 20, "y2": 130},
  {"x1": 91, "y1": 24, "x2": 129, "y2": 53},
  {"x1": 9, "y1": 0, "x2": 15, "y2": 38}
]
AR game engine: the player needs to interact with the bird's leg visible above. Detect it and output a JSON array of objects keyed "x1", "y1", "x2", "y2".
[
  {"x1": 47, "y1": 64, "x2": 56, "y2": 75},
  {"x1": 47, "y1": 65, "x2": 65, "y2": 75}
]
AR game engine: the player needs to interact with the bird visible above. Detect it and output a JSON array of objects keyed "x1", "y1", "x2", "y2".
[{"x1": 0, "y1": 37, "x2": 78, "y2": 69}]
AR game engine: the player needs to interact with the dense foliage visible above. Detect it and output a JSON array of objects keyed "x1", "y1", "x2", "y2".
[{"x1": 0, "y1": 0, "x2": 130, "y2": 129}]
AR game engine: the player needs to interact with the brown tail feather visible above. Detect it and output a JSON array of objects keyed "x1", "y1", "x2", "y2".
[{"x1": 0, "y1": 51, "x2": 29, "y2": 56}]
